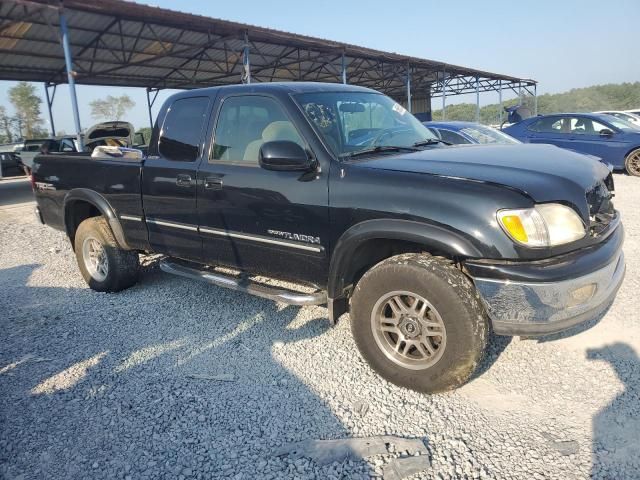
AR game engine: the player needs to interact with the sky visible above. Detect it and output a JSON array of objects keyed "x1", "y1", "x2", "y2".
[{"x1": 1, "y1": 0, "x2": 639, "y2": 134}]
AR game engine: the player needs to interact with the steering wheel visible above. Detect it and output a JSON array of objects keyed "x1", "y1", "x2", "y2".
[{"x1": 371, "y1": 128, "x2": 396, "y2": 146}]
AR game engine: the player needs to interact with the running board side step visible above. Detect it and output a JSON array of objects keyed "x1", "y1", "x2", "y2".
[{"x1": 159, "y1": 259, "x2": 327, "y2": 306}]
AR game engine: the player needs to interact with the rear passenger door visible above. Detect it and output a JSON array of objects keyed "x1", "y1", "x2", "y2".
[
  {"x1": 197, "y1": 93, "x2": 329, "y2": 285},
  {"x1": 142, "y1": 96, "x2": 211, "y2": 261}
]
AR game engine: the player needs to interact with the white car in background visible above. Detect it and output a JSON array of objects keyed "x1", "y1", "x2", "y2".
[{"x1": 596, "y1": 110, "x2": 640, "y2": 128}]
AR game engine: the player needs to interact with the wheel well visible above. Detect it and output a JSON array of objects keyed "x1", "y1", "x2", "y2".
[
  {"x1": 342, "y1": 238, "x2": 454, "y2": 296},
  {"x1": 625, "y1": 146, "x2": 640, "y2": 161},
  {"x1": 65, "y1": 200, "x2": 102, "y2": 247}
]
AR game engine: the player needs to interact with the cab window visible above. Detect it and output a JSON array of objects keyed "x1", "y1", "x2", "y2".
[{"x1": 211, "y1": 96, "x2": 304, "y2": 164}]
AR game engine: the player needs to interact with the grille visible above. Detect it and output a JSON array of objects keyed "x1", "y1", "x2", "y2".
[{"x1": 587, "y1": 173, "x2": 615, "y2": 236}]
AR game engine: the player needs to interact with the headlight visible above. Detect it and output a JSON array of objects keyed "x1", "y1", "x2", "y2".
[{"x1": 497, "y1": 203, "x2": 586, "y2": 247}]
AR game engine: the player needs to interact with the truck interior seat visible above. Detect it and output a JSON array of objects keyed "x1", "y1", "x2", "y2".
[{"x1": 243, "y1": 121, "x2": 303, "y2": 162}]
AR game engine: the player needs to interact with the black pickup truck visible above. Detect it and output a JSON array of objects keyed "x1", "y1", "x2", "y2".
[{"x1": 32, "y1": 82, "x2": 625, "y2": 393}]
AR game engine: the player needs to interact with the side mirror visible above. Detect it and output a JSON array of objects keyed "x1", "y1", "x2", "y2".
[
  {"x1": 600, "y1": 128, "x2": 614, "y2": 138},
  {"x1": 259, "y1": 141, "x2": 313, "y2": 172}
]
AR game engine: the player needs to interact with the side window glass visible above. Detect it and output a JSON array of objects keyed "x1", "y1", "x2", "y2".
[
  {"x1": 570, "y1": 117, "x2": 609, "y2": 135},
  {"x1": 591, "y1": 120, "x2": 610, "y2": 134},
  {"x1": 427, "y1": 127, "x2": 441, "y2": 139},
  {"x1": 61, "y1": 139, "x2": 75, "y2": 152},
  {"x1": 159, "y1": 97, "x2": 209, "y2": 162},
  {"x1": 531, "y1": 117, "x2": 569, "y2": 133},
  {"x1": 439, "y1": 129, "x2": 470, "y2": 144},
  {"x1": 211, "y1": 96, "x2": 304, "y2": 164}
]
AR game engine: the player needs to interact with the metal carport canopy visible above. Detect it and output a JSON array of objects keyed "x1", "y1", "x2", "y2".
[
  {"x1": 0, "y1": 0, "x2": 535, "y2": 95},
  {"x1": 0, "y1": 0, "x2": 537, "y2": 143}
]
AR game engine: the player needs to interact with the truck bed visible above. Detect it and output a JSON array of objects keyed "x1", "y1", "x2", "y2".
[{"x1": 32, "y1": 152, "x2": 148, "y2": 250}]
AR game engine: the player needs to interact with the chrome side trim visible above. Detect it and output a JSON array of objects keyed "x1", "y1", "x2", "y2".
[
  {"x1": 160, "y1": 259, "x2": 327, "y2": 306},
  {"x1": 200, "y1": 226, "x2": 323, "y2": 253},
  {"x1": 120, "y1": 214, "x2": 142, "y2": 222},
  {"x1": 147, "y1": 218, "x2": 198, "y2": 232}
]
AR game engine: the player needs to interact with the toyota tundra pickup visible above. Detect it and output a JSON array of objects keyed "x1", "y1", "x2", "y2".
[{"x1": 31, "y1": 82, "x2": 625, "y2": 393}]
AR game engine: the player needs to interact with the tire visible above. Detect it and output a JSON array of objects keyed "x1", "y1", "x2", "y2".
[
  {"x1": 74, "y1": 216, "x2": 139, "y2": 292},
  {"x1": 625, "y1": 149, "x2": 640, "y2": 177},
  {"x1": 350, "y1": 253, "x2": 488, "y2": 394}
]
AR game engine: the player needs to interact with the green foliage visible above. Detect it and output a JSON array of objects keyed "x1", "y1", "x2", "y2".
[
  {"x1": 8, "y1": 81, "x2": 44, "y2": 139},
  {"x1": 431, "y1": 82, "x2": 640, "y2": 125},
  {"x1": 135, "y1": 127, "x2": 152, "y2": 145},
  {"x1": 90, "y1": 94, "x2": 136, "y2": 121}
]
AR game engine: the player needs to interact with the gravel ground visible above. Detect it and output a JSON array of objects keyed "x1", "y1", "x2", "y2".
[{"x1": 1, "y1": 174, "x2": 639, "y2": 480}]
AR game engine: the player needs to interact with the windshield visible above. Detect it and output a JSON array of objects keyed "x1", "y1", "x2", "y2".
[
  {"x1": 459, "y1": 125, "x2": 521, "y2": 144},
  {"x1": 295, "y1": 92, "x2": 438, "y2": 158}
]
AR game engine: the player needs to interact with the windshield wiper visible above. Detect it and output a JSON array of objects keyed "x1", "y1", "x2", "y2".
[
  {"x1": 341, "y1": 145, "x2": 420, "y2": 159},
  {"x1": 413, "y1": 138, "x2": 451, "y2": 147}
]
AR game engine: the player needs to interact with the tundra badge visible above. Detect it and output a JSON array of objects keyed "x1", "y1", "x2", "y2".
[{"x1": 268, "y1": 229, "x2": 321, "y2": 245}]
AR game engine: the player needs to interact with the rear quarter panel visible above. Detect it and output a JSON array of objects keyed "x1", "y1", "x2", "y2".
[{"x1": 33, "y1": 153, "x2": 146, "y2": 248}]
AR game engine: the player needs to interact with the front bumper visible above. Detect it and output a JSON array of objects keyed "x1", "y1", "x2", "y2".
[{"x1": 465, "y1": 223, "x2": 625, "y2": 336}]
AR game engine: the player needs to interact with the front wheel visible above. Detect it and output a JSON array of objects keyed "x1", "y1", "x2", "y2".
[
  {"x1": 350, "y1": 253, "x2": 488, "y2": 393},
  {"x1": 74, "y1": 216, "x2": 139, "y2": 292},
  {"x1": 625, "y1": 149, "x2": 640, "y2": 177}
]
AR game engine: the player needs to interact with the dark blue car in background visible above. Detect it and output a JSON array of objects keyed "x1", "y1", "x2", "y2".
[
  {"x1": 503, "y1": 112, "x2": 640, "y2": 176},
  {"x1": 425, "y1": 121, "x2": 520, "y2": 145}
]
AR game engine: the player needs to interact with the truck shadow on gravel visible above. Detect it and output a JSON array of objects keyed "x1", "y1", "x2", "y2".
[
  {"x1": 0, "y1": 263, "x2": 370, "y2": 479},
  {"x1": 587, "y1": 342, "x2": 640, "y2": 479}
]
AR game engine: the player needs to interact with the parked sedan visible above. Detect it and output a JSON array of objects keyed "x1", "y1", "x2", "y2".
[
  {"x1": 503, "y1": 113, "x2": 640, "y2": 175},
  {"x1": 425, "y1": 121, "x2": 520, "y2": 145},
  {"x1": 0, "y1": 152, "x2": 23, "y2": 175}
]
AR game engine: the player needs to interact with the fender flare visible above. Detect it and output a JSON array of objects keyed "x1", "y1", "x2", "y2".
[
  {"x1": 327, "y1": 218, "x2": 484, "y2": 300},
  {"x1": 63, "y1": 188, "x2": 131, "y2": 250}
]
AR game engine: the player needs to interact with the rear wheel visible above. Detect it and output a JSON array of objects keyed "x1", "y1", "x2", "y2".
[
  {"x1": 74, "y1": 217, "x2": 139, "y2": 292},
  {"x1": 625, "y1": 149, "x2": 640, "y2": 176},
  {"x1": 350, "y1": 253, "x2": 488, "y2": 393}
]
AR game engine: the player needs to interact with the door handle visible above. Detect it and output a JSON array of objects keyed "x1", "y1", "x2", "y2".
[
  {"x1": 176, "y1": 174, "x2": 193, "y2": 187},
  {"x1": 204, "y1": 176, "x2": 223, "y2": 190}
]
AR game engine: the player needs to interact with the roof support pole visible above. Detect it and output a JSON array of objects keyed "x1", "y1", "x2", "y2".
[
  {"x1": 44, "y1": 82, "x2": 56, "y2": 137},
  {"x1": 341, "y1": 52, "x2": 347, "y2": 84},
  {"x1": 145, "y1": 88, "x2": 161, "y2": 130},
  {"x1": 441, "y1": 68, "x2": 446, "y2": 120},
  {"x1": 518, "y1": 81, "x2": 522, "y2": 105},
  {"x1": 475, "y1": 76, "x2": 480, "y2": 123},
  {"x1": 58, "y1": 8, "x2": 83, "y2": 150},
  {"x1": 498, "y1": 80, "x2": 503, "y2": 125},
  {"x1": 534, "y1": 83, "x2": 538, "y2": 116},
  {"x1": 406, "y1": 63, "x2": 412, "y2": 113},
  {"x1": 242, "y1": 31, "x2": 251, "y2": 84}
]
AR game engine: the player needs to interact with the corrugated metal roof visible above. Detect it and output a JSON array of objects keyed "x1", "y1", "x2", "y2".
[{"x1": 0, "y1": 0, "x2": 536, "y2": 99}]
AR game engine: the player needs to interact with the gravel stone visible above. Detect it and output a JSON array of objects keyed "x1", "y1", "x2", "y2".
[{"x1": 1, "y1": 174, "x2": 639, "y2": 479}]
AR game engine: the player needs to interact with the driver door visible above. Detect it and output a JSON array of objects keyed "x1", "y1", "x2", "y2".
[{"x1": 197, "y1": 93, "x2": 329, "y2": 285}]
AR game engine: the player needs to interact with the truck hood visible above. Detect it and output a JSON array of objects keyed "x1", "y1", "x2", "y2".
[{"x1": 353, "y1": 143, "x2": 611, "y2": 219}]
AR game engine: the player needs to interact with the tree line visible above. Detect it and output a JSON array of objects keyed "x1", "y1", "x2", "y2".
[{"x1": 431, "y1": 82, "x2": 640, "y2": 124}]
